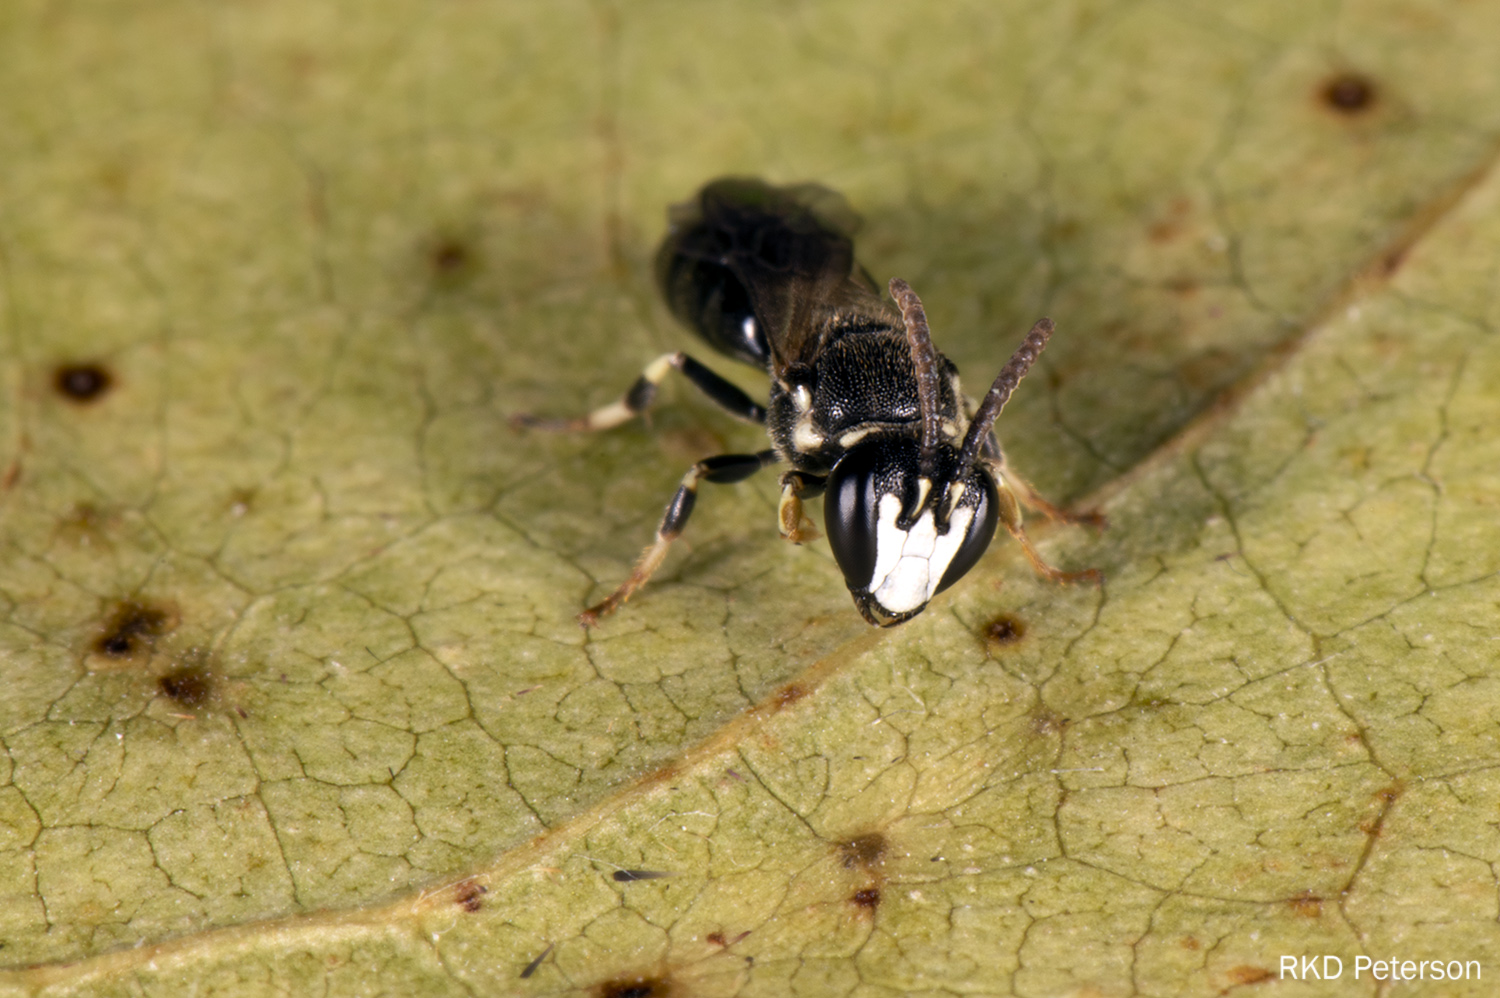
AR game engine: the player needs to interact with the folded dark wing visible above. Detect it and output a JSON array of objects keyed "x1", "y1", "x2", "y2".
[{"x1": 656, "y1": 177, "x2": 888, "y2": 372}]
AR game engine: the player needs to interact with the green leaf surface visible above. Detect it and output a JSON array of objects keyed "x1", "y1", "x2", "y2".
[{"x1": 2, "y1": 0, "x2": 1499, "y2": 994}]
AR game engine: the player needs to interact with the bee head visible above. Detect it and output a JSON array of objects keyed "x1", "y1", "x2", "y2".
[{"x1": 823, "y1": 437, "x2": 999, "y2": 626}]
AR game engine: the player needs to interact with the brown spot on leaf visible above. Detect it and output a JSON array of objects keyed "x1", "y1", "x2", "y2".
[
  {"x1": 1178, "y1": 348, "x2": 1238, "y2": 392},
  {"x1": 426, "y1": 232, "x2": 480, "y2": 287},
  {"x1": 1179, "y1": 935, "x2": 1201, "y2": 950},
  {"x1": 838, "y1": 833, "x2": 887, "y2": 871},
  {"x1": 773, "y1": 684, "x2": 808, "y2": 710},
  {"x1": 1148, "y1": 220, "x2": 1180, "y2": 243},
  {"x1": 1321, "y1": 72, "x2": 1376, "y2": 114},
  {"x1": 56, "y1": 502, "x2": 113, "y2": 546},
  {"x1": 454, "y1": 879, "x2": 486, "y2": 912},
  {"x1": 431, "y1": 239, "x2": 469, "y2": 272},
  {"x1": 1288, "y1": 891, "x2": 1322, "y2": 918},
  {"x1": 1030, "y1": 706, "x2": 1068, "y2": 737},
  {"x1": 1164, "y1": 275, "x2": 1199, "y2": 297},
  {"x1": 1226, "y1": 965, "x2": 1274, "y2": 986},
  {"x1": 1375, "y1": 784, "x2": 1402, "y2": 804},
  {"x1": 1147, "y1": 196, "x2": 1194, "y2": 243},
  {"x1": 54, "y1": 363, "x2": 114, "y2": 403},
  {"x1": 158, "y1": 665, "x2": 212, "y2": 707},
  {"x1": 598, "y1": 976, "x2": 670, "y2": 998},
  {"x1": 227, "y1": 487, "x2": 256, "y2": 517},
  {"x1": 95, "y1": 600, "x2": 176, "y2": 659},
  {"x1": 983, "y1": 613, "x2": 1026, "y2": 647},
  {"x1": 850, "y1": 887, "x2": 880, "y2": 910},
  {"x1": 703, "y1": 928, "x2": 751, "y2": 949}
]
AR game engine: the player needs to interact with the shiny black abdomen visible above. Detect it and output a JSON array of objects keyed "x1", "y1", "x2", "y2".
[
  {"x1": 655, "y1": 252, "x2": 769, "y2": 367},
  {"x1": 654, "y1": 178, "x2": 861, "y2": 369}
]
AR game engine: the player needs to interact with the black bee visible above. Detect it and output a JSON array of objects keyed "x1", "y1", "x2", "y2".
[{"x1": 516, "y1": 178, "x2": 1100, "y2": 627}]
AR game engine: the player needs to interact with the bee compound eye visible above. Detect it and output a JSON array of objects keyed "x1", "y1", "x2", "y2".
[
  {"x1": 823, "y1": 443, "x2": 885, "y2": 592},
  {"x1": 932, "y1": 469, "x2": 999, "y2": 596},
  {"x1": 825, "y1": 445, "x2": 1000, "y2": 624}
]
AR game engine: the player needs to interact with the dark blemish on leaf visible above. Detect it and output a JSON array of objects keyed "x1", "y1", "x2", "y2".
[
  {"x1": 427, "y1": 233, "x2": 480, "y2": 287},
  {"x1": 850, "y1": 887, "x2": 880, "y2": 910},
  {"x1": 1147, "y1": 196, "x2": 1193, "y2": 243},
  {"x1": 773, "y1": 684, "x2": 808, "y2": 710},
  {"x1": 1179, "y1": 935, "x2": 1201, "y2": 950},
  {"x1": 648, "y1": 761, "x2": 684, "y2": 784},
  {"x1": 227, "y1": 487, "x2": 256, "y2": 518},
  {"x1": 838, "y1": 833, "x2": 887, "y2": 870},
  {"x1": 598, "y1": 976, "x2": 670, "y2": 998},
  {"x1": 613, "y1": 869, "x2": 672, "y2": 882},
  {"x1": 1288, "y1": 891, "x2": 1322, "y2": 918},
  {"x1": 1030, "y1": 706, "x2": 1068, "y2": 736},
  {"x1": 56, "y1": 502, "x2": 111, "y2": 546},
  {"x1": 1226, "y1": 966, "x2": 1274, "y2": 986},
  {"x1": 520, "y1": 942, "x2": 553, "y2": 979},
  {"x1": 95, "y1": 600, "x2": 175, "y2": 659},
  {"x1": 454, "y1": 879, "x2": 487, "y2": 912},
  {"x1": 54, "y1": 363, "x2": 114, "y2": 403},
  {"x1": 235, "y1": 706, "x2": 249, "y2": 719},
  {"x1": 1381, "y1": 246, "x2": 1407, "y2": 276},
  {"x1": 983, "y1": 612, "x2": 1026, "y2": 647},
  {"x1": 1375, "y1": 784, "x2": 1402, "y2": 804},
  {"x1": 1321, "y1": 72, "x2": 1376, "y2": 114},
  {"x1": 705, "y1": 929, "x2": 749, "y2": 948},
  {"x1": 158, "y1": 666, "x2": 211, "y2": 707},
  {"x1": 432, "y1": 239, "x2": 468, "y2": 271}
]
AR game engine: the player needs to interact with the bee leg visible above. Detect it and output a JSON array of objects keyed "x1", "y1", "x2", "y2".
[
  {"x1": 993, "y1": 459, "x2": 1106, "y2": 530},
  {"x1": 580, "y1": 449, "x2": 779, "y2": 627},
  {"x1": 993, "y1": 475, "x2": 1103, "y2": 585},
  {"x1": 512, "y1": 352, "x2": 766, "y2": 432},
  {"x1": 777, "y1": 471, "x2": 826, "y2": 544}
]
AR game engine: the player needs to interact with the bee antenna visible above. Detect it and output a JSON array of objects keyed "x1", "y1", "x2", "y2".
[
  {"x1": 956, "y1": 317, "x2": 1054, "y2": 472},
  {"x1": 889, "y1": 278, "x2": 943, "y2": 479}
]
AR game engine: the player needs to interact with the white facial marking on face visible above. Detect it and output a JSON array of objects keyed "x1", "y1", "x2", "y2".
[
  {"x1": 914, "y1": 477, "x2": 932, "y2": 511},
  {"x1": 867, "y1": 494, "x2": 975, "y2": 614}
]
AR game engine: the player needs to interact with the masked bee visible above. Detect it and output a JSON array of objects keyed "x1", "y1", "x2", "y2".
[{"x1": 515, "y1": 178, "x2": 1101, "y2": 627}]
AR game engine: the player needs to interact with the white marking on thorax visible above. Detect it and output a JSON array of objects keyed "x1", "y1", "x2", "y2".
[
  {"x1": 867, "y1": 494, "x2": 975, "y2": 614},
  {"x1": 838, "y1": 427, "x2": 873, "y2": 449},
  {"x1": 790, "y1": 385, "x2": 823, "y2": 451}
]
